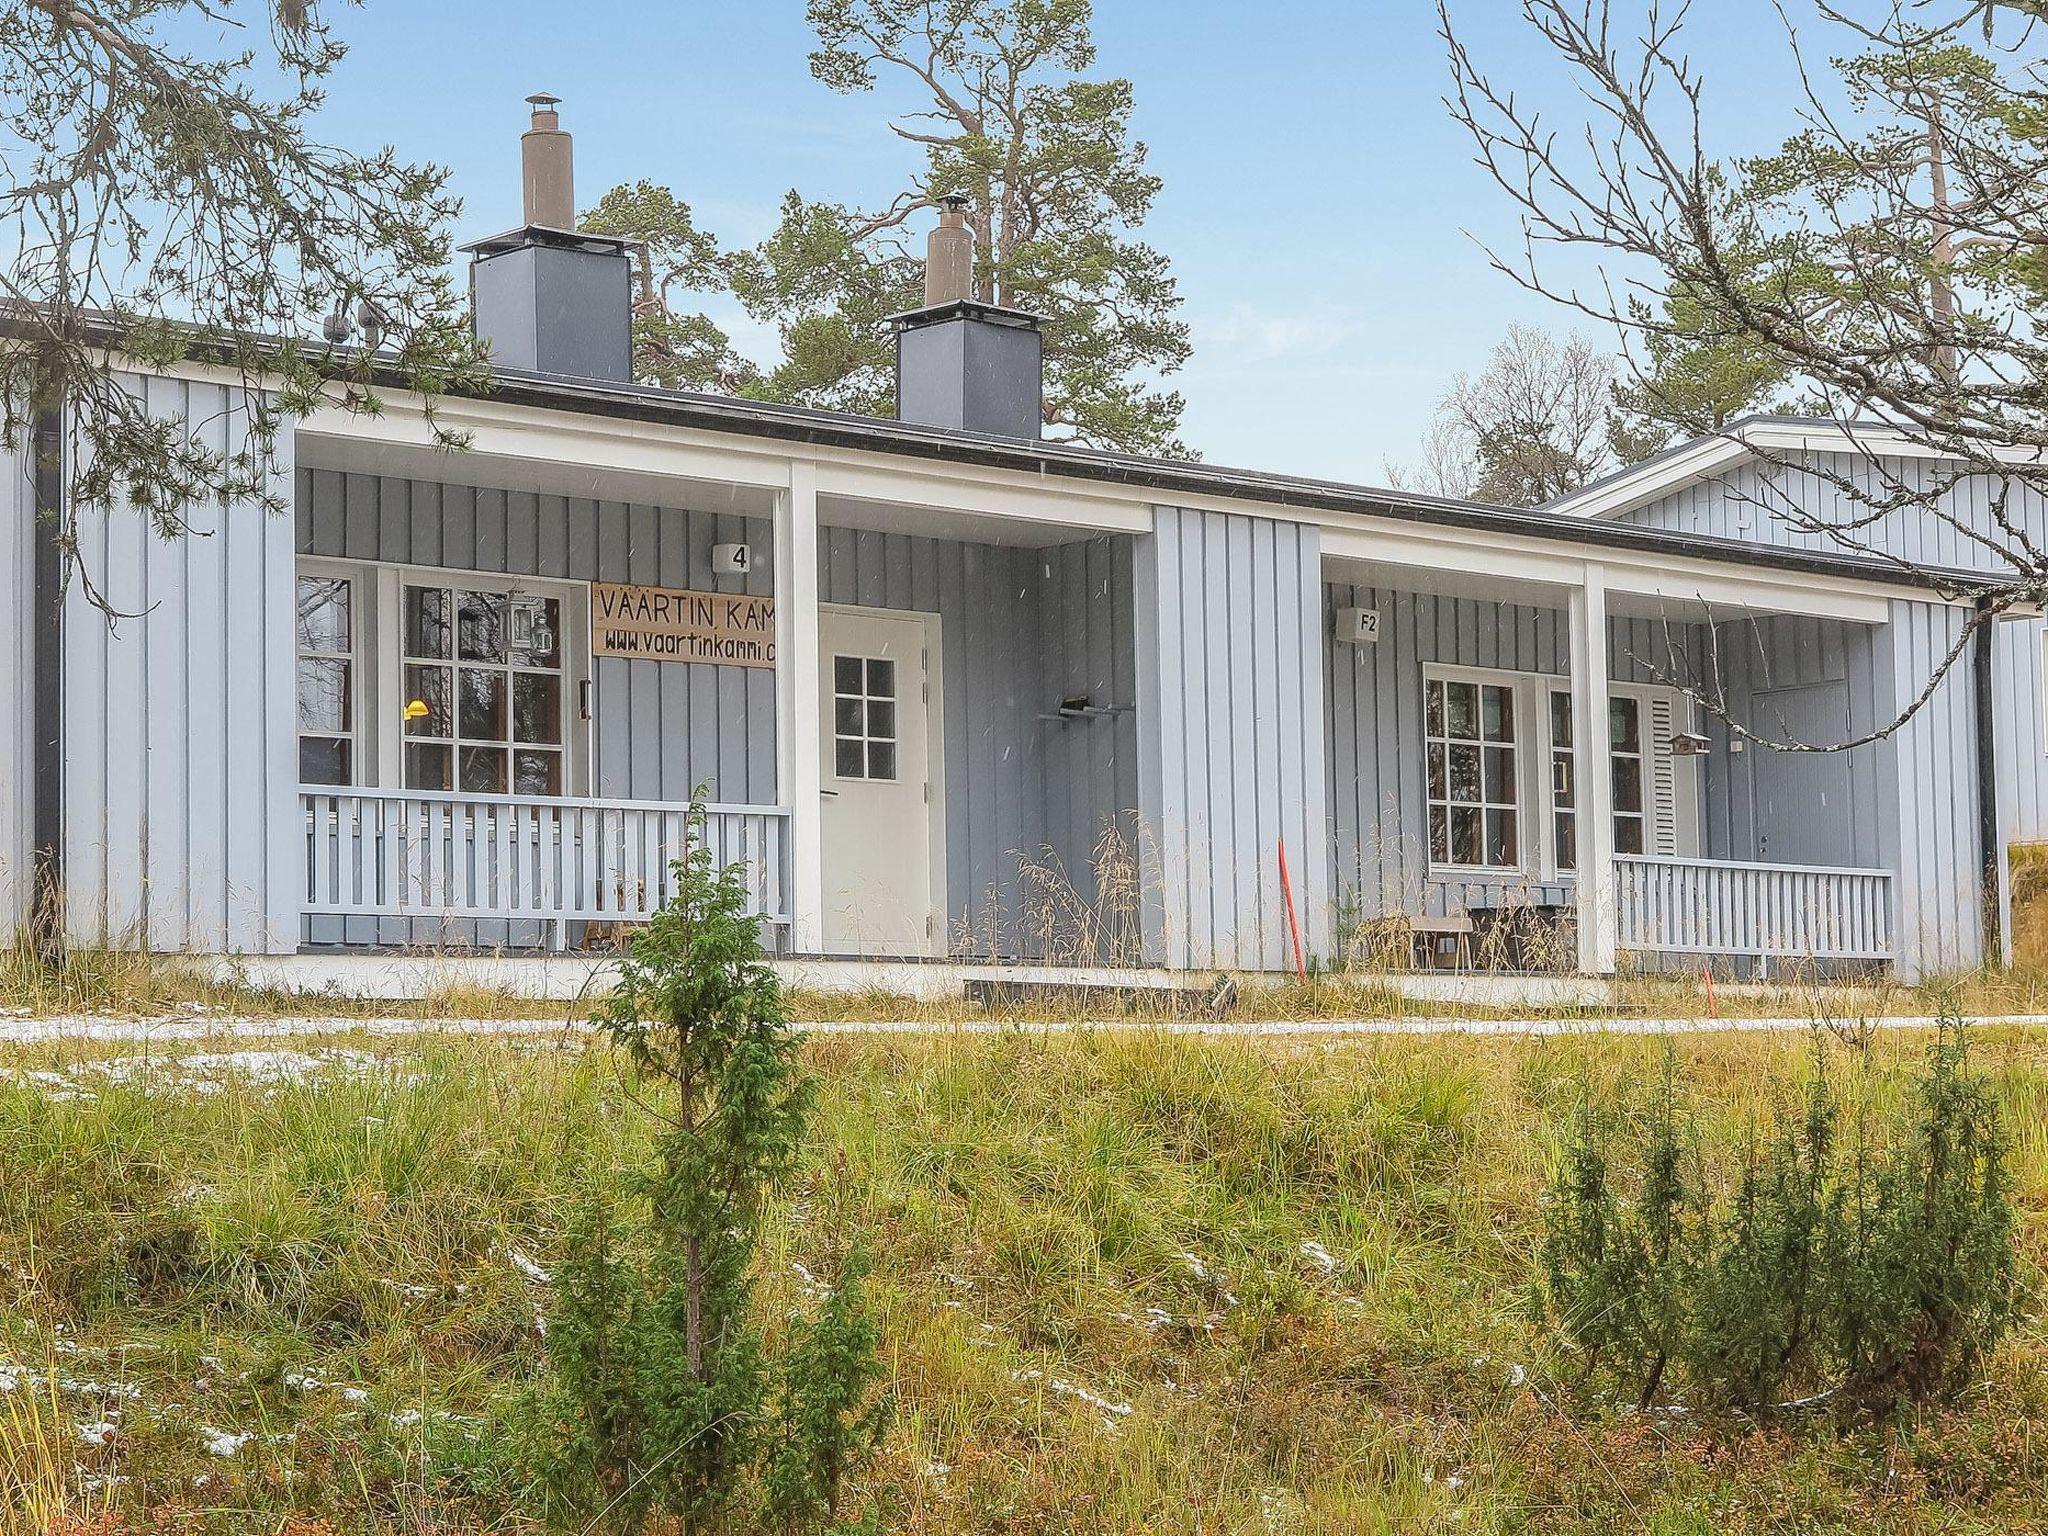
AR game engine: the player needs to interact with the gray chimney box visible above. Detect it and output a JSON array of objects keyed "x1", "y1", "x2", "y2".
[
  {"x1": 893, "y1": 299, "x2": 1043, "y2": 440},
  {"x1": 463, "y1": 225, "x2": 634, "y2": 383}
]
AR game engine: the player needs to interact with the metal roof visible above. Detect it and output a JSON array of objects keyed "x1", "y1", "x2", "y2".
[{"x1": 468, "y1": 364, "x2": 2009, "y2": 595}]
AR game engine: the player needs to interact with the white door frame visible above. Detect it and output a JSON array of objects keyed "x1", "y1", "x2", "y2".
[{"x1": 819, "y1": 601, "x2": 948, "y2": 950}]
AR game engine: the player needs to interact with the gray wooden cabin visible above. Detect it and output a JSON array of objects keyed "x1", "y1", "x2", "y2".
[{"x1": 0, "y1": 123, "x2": 2027, "y2": 986}]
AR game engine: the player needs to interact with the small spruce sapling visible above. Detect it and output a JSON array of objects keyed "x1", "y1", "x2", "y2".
[
  {"x1": 1541, "y1": 1015, "x2": 2018, "y2": 1419},
  {"x1": 535, "y1": 803, "x2": 884, "y2": 1533}
]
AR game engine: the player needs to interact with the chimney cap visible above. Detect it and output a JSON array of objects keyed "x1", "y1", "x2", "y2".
[
  {"x1": 459, "y1": 224, "x2": 630, "y2": 258},
  {"x1": 937, "y1": 190, "x2": 972, "y2": 211},
  {"x1": 526, "y1": 91, "x2": 562, "y2": 110},
  {"x1": 888, "y1": 296, "x2": 1043, "y2": 331}
]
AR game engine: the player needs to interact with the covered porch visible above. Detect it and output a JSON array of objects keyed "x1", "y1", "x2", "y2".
[
  {"x1": 1320, "y1": 532, "x2": 1944, "y2": 979},
  {"x1": 288, "y1": 424, "x2": 1142, "y2": 961}
]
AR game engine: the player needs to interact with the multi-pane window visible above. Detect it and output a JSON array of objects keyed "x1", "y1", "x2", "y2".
[
  {"x1": 832, "y1": 655, "x2": 898, "y2": 781},
  {"x1": 402, "y1": 583, "x2": 565, "y2": 795},
  {"x1": 1426, "y1": 676, "x2": 1519, "y2": 868},
  {"x1": 296, "y1": 574, "x2": 354, "y2": 785},
  {"x1": 1551, "y1": 690, "x2": 1647, "y2": 869}
]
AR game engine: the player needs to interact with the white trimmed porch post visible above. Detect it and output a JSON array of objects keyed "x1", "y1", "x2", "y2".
[
  {"x1": 1570, "y1": 562, "x2": 1619, "y2": 975},
  {"x1": 775, "y1": 461, "x2": 825, "y2": 952}
]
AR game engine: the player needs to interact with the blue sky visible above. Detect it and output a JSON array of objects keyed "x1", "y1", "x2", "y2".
[{"x1": 296, "y1": 1, "x2": 1822, "y2": 484}]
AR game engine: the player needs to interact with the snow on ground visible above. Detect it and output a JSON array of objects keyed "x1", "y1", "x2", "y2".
[{"x1": 0, "y1": 1011, "x2": 2040, "y2": 1050}]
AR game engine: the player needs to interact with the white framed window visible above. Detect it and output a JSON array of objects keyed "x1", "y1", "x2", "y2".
[
  {"x1": 1425, "y1": 670, "x2": 1523, "y2": 870},
  {"x1": 295, "y1": 567, "x2": 357, "y2": 786},
  {"x1": 1549, "y1": 690, "x2": 1647, "y2": 867},
  {"x1": 401, "y1": 579, "x2": 568, "y2": 796},
  {"x1": 1549, "y1": 684, "x2": 1696, "y2": 867},
  {"x1": 831, "y1": 654, "x2": 899, "y2": 781},
  {"x1": 294, "y1": 558, "x2": 589, "y2": 797}
]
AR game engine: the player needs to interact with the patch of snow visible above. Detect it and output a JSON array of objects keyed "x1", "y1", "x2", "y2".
[
  {"x1": 1016, "y1": 1368, "x2": 1133, "y2": 1427},
  {"x1": 75, "y1": 1420, "x2": 119, "y2": 1446},
  {"x1": 200, "y1": 1426, "x2": 252, "y2": 1457},
  {"x1": 1299, "y1": 1240, "x2": 1338, "y2": 1276},
  {"x1": 506, "y1": 1246, "x2": 549, "y2": 1284}
]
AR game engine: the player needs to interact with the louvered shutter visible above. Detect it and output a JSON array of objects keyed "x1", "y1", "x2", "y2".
[{"x1": 1644, "y1": 690, "x2": 1700, "y2": 858}]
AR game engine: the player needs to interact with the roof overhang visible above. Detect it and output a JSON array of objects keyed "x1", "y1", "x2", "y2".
[
  {"x1": 125, "y1": 347, "x2": 2001, "y2": 611},
  {"x1": 1548, "y1": 414, "x2": 2048, "y2": 524}
]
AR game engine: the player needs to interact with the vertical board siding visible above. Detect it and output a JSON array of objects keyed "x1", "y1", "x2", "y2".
[
  {"x1": 0, "y1": 426, "x2": 32, "y2": 936},
  {"x1": 298, "y1": 469, "x2": 778, "y2": 805},
  {"x1": 1136, "y1": 507, "x2": 1327, "y2": 972},
  {"x1": 1321, "y1": 582, "x2": 1707, "y2": 925},
  {"x1": 1622, "y1": 451, "x2": 2048, "y2": 573},
  {"x1": 1688, "y1": 615, "x2": 1891, "y2": 869},
  {"x1": 1625, "y1": 454, "x2": 2033, "y2": 972},
  {"x1": 64, "y1": 377, "x2": 298, "y2": 954},
  {"x1": 1888, "y1": 599, "x2": 1984, "y2": 975},
  {"x1": 299, "y1": 472, "x2": 1138, "y2": 960},
  {"x1": 1993, "y1": 616, "x2": 2048, "y2": 963},
  {"x1": 817, "y1": 524, "x2": 1140, "y2": 957}
]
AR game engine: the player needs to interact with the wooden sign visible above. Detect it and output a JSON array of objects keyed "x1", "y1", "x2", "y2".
[{"x1": 591, "y1": 583, "x2": 777, "y2": 668}]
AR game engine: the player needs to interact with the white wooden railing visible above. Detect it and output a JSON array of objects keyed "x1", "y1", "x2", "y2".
[
  {"x1": 1614, "y1": 854, "x2": 1894, "y2": 963},
  {"x1": 302, "y1": 788, "x2": 791, "y2": 944}
]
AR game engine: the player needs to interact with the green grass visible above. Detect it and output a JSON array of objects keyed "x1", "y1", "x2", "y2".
[{"x1": 4, "y1": 1025, "x2": 2048, "y2": 1533}]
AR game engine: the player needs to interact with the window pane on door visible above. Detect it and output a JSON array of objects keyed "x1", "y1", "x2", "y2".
[
  {"x1": 460, "y1": 746, "x2": 508, "y2": 793},
  {"x1": 458, "y1": 591, "x2": 505, "y2": 662},
  {"x1": 406, "y1": 743, "x2": 452, "y2": 791},
  {"x1": 296, "y1": 658, "x2": 351, "y2": 733},
  {"x1": 299, "y1": 737, "x2": 350, "y2": 786},
  {"x1": 512, "y1": 673, "x2": 562, "y2": 744},
  {"x1": 832, "y1": 652, "x2": 902, "y2": 782},
  {"x1": 405, "y1": 586, "x2": 451, "y2": 659},
  {"x1": 508, "y1": 596, "x2": 561, "y2": 668},
  {"x1": 459, "y1": 670, "x2": 507, "y2": 741},
  {"x1": 1614, "y1": 759, "x2": 1644, "y2": 814},
  {"x1": 1616, "y1": 816, "x2": 1645, "y2": 855},
  {"x1": 296, "y1": 577, "x2": 351, "y2": 653},
  {"x1": 404, "y1": 665, "x2": 451, "y2": 737},
  {"x1": 513, "y1": 749, "x2": 562, "y2": 796},
  {"x1": 1611, "y1": 696, "x2": 1641, "y2": 752}
]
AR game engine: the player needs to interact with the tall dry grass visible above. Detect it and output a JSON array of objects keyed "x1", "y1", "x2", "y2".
[{"x1": 0, "y1": 1023, "x2": 2044, "y2": 1532}]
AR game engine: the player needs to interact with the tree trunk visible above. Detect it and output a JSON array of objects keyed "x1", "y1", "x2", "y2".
[
  {"x1": 1926, "y1": 100, "x2": 1962, "y2": 389},
  {"x1": 685, "y1": 1232, "x2": 704, "y2": 1379}
]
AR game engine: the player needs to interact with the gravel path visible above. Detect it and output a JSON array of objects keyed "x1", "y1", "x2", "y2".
[{"x1": 3, "y1": 1010, "x2": 2043, "y2": 1046}]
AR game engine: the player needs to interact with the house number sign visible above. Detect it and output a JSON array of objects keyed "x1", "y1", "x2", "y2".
[{"x1": 591, "y1": 583, "x2": 778, "y2": 668}]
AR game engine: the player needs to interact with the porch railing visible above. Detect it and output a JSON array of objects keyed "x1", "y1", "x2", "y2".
[
  {"x1": 1614, "y1": 854, "x2": 1894, "y2": 963},
  {"x1": 302, "y1": 788, "x2": 792, "y2": 943}
]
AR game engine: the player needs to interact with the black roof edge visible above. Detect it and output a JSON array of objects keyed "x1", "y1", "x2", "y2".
[
  {"x1": 472, "y1": 365, "x2": 2010, "y2": 598},
  {"x1": 14, "y1": 305, "x2": 2009, "y2": 600}
]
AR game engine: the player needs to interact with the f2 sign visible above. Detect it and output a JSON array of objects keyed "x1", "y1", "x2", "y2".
[{"x1": 1334, "y1": 606, "x2": 1380, "y2": 645}]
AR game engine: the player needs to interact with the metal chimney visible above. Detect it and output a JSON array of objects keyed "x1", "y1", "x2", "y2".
[
  {"x1": 892, "y1": 197, "x2": 1044, "y2": 440},
  {"x1": 521, "y1": 93, "x2": 575, "y2": 229},
  {"x1": 461, "y1": 92, "x2": 633, "y2": 382},
  {"x1": 924, "y1": 191, "x2": 975, "y2": 306}
]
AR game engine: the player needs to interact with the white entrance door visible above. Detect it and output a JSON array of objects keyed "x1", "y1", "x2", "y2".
[{"x1": 818, "y1": 607, "x2": 937, "y2": 955}]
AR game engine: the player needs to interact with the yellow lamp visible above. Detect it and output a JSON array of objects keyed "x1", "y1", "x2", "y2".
[{"x1": 403, "y1": 699, "x2": 430, "y2": 722}]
